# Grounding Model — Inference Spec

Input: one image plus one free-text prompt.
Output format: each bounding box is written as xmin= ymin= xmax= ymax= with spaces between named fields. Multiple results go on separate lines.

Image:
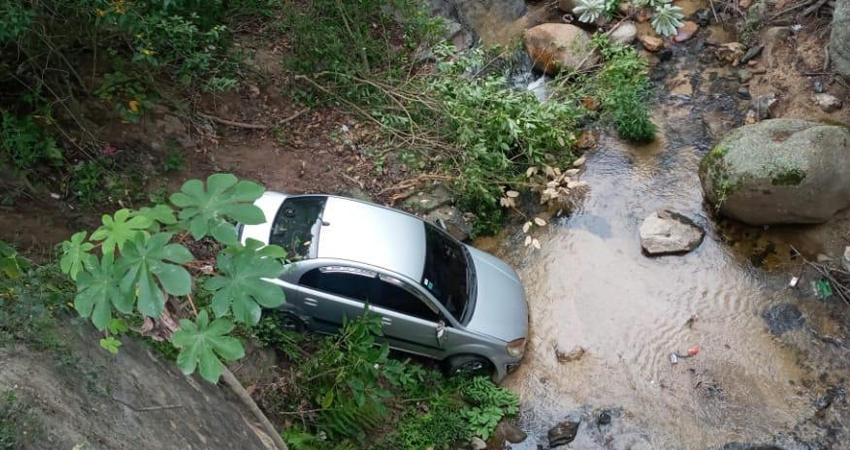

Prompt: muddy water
xmin=484 ymin=105 xmax=820 ymax=448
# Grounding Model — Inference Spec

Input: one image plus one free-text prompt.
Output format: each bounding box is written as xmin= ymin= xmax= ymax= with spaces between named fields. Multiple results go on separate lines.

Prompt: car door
xmin=369 ymin=274 xmax=448 ymax=358
xmin=292 ymin=265 xmax=379 ymax=333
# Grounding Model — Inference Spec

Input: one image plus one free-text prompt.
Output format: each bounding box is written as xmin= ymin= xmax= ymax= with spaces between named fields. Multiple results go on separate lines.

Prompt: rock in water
xmin=639 ymin=210 xmax=705 ymax=255
xmin=493 ymin=421 xmax=528 ymax=444
xmin=524 ymin=23 xmax=595 ymax=75
xmin=830 ymin=0 xmax=850 ymax=80
xmin=699 ymin=119 xmax=850 ymax=225
xmin=763 ymin=304 xmax=805 ymax=335
xmin=641 ymin=35 xmax=663 ymax=52
xmin=610 ymin=21 xmax=637 ymax=44
xmin=548 ymin=415 xmax=581 ymax=447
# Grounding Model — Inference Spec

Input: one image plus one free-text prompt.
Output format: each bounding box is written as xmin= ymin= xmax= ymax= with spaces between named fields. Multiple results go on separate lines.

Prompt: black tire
xmin=274 ymin=311 xmax=306 ymax=332
xmin=444 ymin=354 xmax=493 ymax=377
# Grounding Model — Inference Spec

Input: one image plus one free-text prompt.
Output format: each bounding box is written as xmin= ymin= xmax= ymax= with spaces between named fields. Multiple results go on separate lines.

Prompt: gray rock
xmin=425 ymin=205 xmax=473 ymax=241
xmin=748 ymin=93 xmax=777 ymax=120
xmin=548 ymin=414 xmax=581 ymax=447
xmin=737 ymin=69 xmax=753 ymax=83
xmin=471 ymin=436 xmax=487 ymax=450
xmin=404 ymin=185 xmax=452 ymax=213
xmin=739 ymin=44 xmax=764 ymax=64
xmin=844 ymin=246 xmax=850 ymax=272
xmin=639 ymin=210 xmax=705 ymax=255
xmin=610 ymin=21 xmax=637 ymax=45
xmin=763 ymin=304 xmax=805 ymax=335
xmin=737 ymin=86 xmax=751 ymax=99
xmin=830 ymin=0 xmax=850 ymax=80
xmin=559 ymin=0 xmax=577 ymax=12
xmin=813 ymin=79 xmax=826 ymax=93
xmin=699 ymin=119 xmax=850 ymax=224
xmin=812 ymin=93 xmax=843 ymax=112
xmin=493 ymin=421 xmax=528 ymax=444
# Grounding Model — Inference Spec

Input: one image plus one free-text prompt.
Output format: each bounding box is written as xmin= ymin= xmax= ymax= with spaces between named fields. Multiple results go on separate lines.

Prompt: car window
xmin=299 ymin=267 xmax=378 ymax=302
xmin=422 ymin=223 xmax=469 ymax=320
xmin=270 ymin=196 xmax=327 ymax=260
xmin=377 ymin=276 xmax=440 ymax=323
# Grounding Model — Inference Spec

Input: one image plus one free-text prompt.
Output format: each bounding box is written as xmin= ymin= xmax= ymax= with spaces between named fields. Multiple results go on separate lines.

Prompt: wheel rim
xmin=280 ymin=315 xmax=301 ymax=331
xmin=455 ymin=360 xmax=486 ymax=375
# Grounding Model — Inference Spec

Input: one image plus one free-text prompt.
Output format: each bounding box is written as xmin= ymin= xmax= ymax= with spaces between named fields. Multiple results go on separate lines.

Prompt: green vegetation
xmin=770 ymin=167 xmax=806 ymax=186
xmin=257 ymin=313 xmax=519 ymax=449
xmin=0 ymin=391 xmax=40 ymax=450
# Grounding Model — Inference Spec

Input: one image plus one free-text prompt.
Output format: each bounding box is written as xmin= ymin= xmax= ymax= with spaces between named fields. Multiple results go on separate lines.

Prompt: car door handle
xmin=304 ymin=297 xmax=318 ymax=307
xmin=381 ymin=316 xmax=392 ymax=326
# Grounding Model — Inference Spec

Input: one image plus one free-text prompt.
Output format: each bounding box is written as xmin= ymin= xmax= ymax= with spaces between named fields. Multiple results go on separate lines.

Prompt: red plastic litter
xmin=688 ymin=346 xmax=699 ymax=357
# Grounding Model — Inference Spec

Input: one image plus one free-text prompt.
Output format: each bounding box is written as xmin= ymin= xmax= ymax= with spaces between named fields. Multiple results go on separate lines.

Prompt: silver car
xmin=240 ymin=192 xmax=528 ymax=381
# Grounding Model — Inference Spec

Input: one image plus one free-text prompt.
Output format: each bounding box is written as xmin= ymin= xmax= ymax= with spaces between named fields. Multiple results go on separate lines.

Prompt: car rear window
xmin=270 ymin=196 xmax=327 ymax=260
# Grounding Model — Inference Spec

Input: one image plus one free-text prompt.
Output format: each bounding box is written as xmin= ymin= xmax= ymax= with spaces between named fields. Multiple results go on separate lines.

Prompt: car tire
xmin=444 ymin=354 xmax=493 ymax=377
xmin=273 ymin=311 xmax=306 ymax=332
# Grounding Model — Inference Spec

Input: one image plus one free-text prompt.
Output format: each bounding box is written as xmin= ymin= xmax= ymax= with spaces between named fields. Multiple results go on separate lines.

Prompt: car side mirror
xmin=436 ymin=320 xmax=447 ymax=346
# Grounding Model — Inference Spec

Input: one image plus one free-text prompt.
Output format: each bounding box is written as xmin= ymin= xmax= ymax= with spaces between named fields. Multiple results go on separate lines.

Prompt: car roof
xmin=316 ymin=196 xmax=427 ymax=281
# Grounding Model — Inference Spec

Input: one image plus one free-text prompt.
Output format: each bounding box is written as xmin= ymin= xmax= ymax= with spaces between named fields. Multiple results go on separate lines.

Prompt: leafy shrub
xmin=590 ymin=37 xmax=657 ymax=142
xmin=0 ymin=112 xmax=62 ymax=172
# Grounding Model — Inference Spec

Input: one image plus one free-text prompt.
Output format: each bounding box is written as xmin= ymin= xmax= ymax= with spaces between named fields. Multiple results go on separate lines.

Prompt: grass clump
xmin=0 ymin=391 xmax=41 ymax=450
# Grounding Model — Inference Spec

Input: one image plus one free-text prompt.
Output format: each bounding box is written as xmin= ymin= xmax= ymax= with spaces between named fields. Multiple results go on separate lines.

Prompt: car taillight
xmin=506 ymin=338 xmax=526 ymax=358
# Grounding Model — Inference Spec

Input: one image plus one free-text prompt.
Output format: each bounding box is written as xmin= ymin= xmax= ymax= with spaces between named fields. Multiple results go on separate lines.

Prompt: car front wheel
xmin=444 ymin=354 xmax=493 ymax=377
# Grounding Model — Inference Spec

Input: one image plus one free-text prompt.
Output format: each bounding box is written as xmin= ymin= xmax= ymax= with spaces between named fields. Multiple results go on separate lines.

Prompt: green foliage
xmin=591 ymin=37 xmax=657 ymax=142
xmin=57 ymin=173 xmax=283 ymax=383
xmin=651 ymin=4 xmax=685 ymax=37
xmin=205 ymin=239 xmax=286 ymax=325
xmin=99 ymin=336 xmax=122 ymax=354
xmin=0 ymin=111 xmax=62 ymax=172
xmin=0 ymin=241 xmax=28 ymax=280
xmin=0 ymin=391 xmax=41 ymax=450
xmin=172 ymin=310 xmax=245 ymax=382
xmin=170 ymin=173 xmax=265 ymax=244
xmin=575 ymin=0 xmax=606 ymax=23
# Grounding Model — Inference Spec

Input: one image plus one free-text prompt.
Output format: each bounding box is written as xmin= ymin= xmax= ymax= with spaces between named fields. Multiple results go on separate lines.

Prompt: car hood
xmin=463 ymin=246 xmax=528 ymax=342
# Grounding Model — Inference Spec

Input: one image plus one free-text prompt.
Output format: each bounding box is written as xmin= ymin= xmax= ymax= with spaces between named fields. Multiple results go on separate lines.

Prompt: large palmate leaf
xmin=171 ymin=310 xmax=245 ymax=383
xmin=204 ymin=239 xmax=286 ymax=325
xmin=134 ymin=204 xmax=177 ymax=226
xmin=91 ymin=209 xmax=153 ymax=255
xmin=169 ymin=173 xmax=266 ymax=245
xmin=59 ymin=231 xmax=94 ymax=281
xmin=75 ymin=252 xmax=134 ymax=330
xmin=117 ymin=232 xmax=193 ymax=318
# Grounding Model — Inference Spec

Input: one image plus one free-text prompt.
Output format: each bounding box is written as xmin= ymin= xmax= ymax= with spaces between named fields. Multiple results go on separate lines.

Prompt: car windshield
xmin=269 ymin=196 xmax=327 ymax=260
xmin=421 ymin=224 xmax=472 ymax=322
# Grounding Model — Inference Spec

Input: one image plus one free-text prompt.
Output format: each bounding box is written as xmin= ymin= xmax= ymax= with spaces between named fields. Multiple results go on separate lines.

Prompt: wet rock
xmin=555 ymin=345 xmax=586 ymax=363
xmin=577 ymin=130 xmax=599 ymax=150
xmin=812 ymin=93 xmax=843 ymax=112
xmin=639 ymin=210 xmax=705 ymax=255
xmin=693 ymin=8 xmax=712 ymax=26
xmin=610 ymin=21 xmax=637 ymax=45
xmin=548 ymin=414 xmax=581 ymax=447
xmin=404 ymin=185 xmax=452 ymax=213
xmin=813 ymin=79 xmax=825 ymax=93
xmin=597 ymin=411 xmax=612 ymax=425
xmin=425 ymin=205 xmax=473 ymax=241
xmin=699 ymin=119 xmax=850 ymax=224
xmin=673 ymin=21 xmax=699 ymax=42
xmin=739 ymin=45 xmax=763 ymax=64
xmin=524 ymin=23 xmax=596 ymax=75
xmin=748 ymin=93 xmax=778 ymax=120
xmin=493 ymin=421 xmax=527 ymax=444
xmin=737 ymin=86 xmax=751 ymax=99
xmin=558 ymin=0 xmax=577 ymax=13
xmin=830 ymin=0 xmax=850 ymax=80
xmin=763 ymin=304 xmax=805 ymax=335
xmin=659 ymin=47 xmax=674 ymax=62
xmin=641 ymin=35 xmax=663 ymax=52
xmin=714 ymin=42 xmax=746 ymax=65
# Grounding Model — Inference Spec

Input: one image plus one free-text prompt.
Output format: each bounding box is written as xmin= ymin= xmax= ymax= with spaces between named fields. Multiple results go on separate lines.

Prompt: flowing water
xmin=457 ymin=5 xmax=850 ymax=447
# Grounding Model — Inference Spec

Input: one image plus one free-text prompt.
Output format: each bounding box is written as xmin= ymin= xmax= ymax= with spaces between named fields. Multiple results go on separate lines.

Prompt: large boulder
xmin=699 ymin=119 xmax=850 ymax=225
xmin=831 ymin=0 xmax=850 ymax=80
xmin=524 ymin=23 xmax=596 ymax=75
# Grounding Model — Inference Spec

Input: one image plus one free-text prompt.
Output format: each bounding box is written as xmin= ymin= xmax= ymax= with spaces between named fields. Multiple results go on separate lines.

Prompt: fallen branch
xmin=197 ymin=112 xmax=269 ymax=129
xmin=803 ymin=0 xmax=829 ymax=15
xmin=111 ymin=396 xmax=183 ymax=413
